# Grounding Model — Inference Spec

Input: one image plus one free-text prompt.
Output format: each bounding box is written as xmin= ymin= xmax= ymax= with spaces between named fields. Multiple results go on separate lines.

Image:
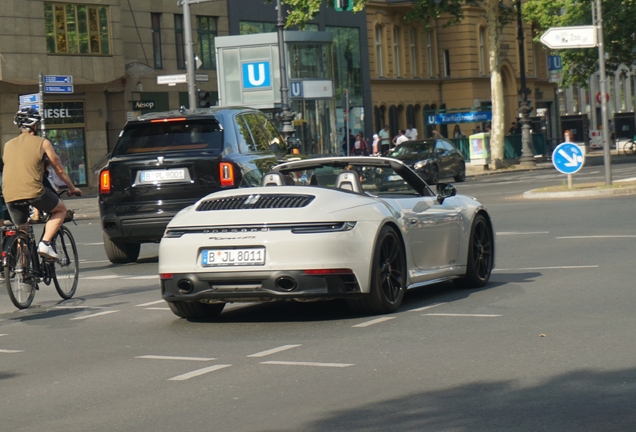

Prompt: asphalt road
xmin=1 ymin=163 xmax=636 ymax=431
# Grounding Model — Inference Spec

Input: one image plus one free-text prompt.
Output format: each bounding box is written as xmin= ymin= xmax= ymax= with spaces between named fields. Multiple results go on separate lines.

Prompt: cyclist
xmin=1 ymin=107 xmax=82 ymax=261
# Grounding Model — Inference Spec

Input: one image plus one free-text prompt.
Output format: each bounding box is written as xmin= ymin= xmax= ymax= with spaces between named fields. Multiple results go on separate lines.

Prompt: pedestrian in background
xmin=453 ymin=125 xmax=465 ymax=138
xmin=372 ymin=134 xmax=380 ymax=156
xmin=353 ymin=132 xmax=368 ymax=156
xmin=341 ymin=128 xmax=355 ymax=155
xmin=392 ymin=130 xmax=408 ymax=147
xmin=431 ymin=126 xmax=444 ymax=139
xmin=405 ymin=124 xmax=418 ymax=141
xmin=378 ymin=125 xmax=390 ymax=154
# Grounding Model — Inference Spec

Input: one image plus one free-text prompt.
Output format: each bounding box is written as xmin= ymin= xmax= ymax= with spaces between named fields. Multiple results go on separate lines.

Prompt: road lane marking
xmin=424 ymin=313 xmax=501 ymax=317
xmin=168 ymin=364 xmax=232 ymax=381
xmin=125 ymin=275 xmax=158 ymax=280
xmin=261 ymin=361 xmax=354 ymax=368
xmin=410 ymin=302 xmax=447 ymax=312
xmin=145 ymin=307 xmax=170 ymax=311
xmin=0 ymin=334 xmax=7 ymax=337
xmin=0 ymin=349 xmax=24 ymax=353
xmin=81 ymin=242 xmax=105 ymax=246
xmin=53 ymin=306 xmax=112 ymax=309
xmin=79 ymin=260 xmax=111 ymax=264
xmin=136 ymin=300 xmax=165 ymax=307
xmin=497 ymin=231 xmax=549 ymax=235
xmin=136 ymin=355 xmax=216 ymax=361
xmin=70 ymin=310 xmax=120 ymax=320
xmin=494 ymin=265 xmax=598 ymax=271
xmin=82 ymin=275 xmax=122 ymax=280
xmin=557 ymin=235 xmax=636 ymax=239
xmin=352 ymin=317 xmax=395 ymax=328
xmin=247 ymin=344 xmax=301 ymax=358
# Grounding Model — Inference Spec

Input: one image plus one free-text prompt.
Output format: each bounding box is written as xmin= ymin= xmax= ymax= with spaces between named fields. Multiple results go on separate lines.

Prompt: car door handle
xmin=409 ymin=218 xmax=418 ymax=225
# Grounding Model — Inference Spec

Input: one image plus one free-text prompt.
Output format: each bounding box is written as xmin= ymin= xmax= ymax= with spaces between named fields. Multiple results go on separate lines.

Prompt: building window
xmin=240 ymin=21 xmax=276 ymax=35
xmin=479 ymin=27 xmax=486 ymax=75
xmin=375 ymin=26 xmax=383 ymax=77
xmin=326 ymin=26 xmax=363 ymax=107
xmin=44 ymin=3 xmax=111 ymax=55
xmin=393 ymin=26 xmax=401 ymax=77
xmin=410 ymin=28 xmax=418 ymax=77
xmin=175 ymin=14 xmax=185 ymax=69
xmin=444 ymin=50 xmax=451 ymax=77
xmin=151 ymin=13 xmax=162 ymax=69
xmin=197 ymin=16 xmax=218 ymax=70
xmin=427 ymin=31 xmax=434 ymax=77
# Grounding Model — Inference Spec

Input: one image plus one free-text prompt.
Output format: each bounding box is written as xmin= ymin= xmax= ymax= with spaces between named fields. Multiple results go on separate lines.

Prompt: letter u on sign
xmin=242 ymin=62 xmax=272 ymax=89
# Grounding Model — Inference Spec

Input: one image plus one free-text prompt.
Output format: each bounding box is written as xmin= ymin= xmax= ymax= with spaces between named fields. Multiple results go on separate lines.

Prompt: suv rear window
xmin=112 ymin=119 xmax=223 ymax=156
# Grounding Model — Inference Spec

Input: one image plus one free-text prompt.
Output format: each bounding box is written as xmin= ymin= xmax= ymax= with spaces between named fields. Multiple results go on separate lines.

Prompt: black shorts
xmin=7 ymin=188 xmax=60 ymax=226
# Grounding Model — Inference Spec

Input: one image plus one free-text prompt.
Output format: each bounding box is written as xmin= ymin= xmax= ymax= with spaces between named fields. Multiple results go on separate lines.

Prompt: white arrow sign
xmin=540 ymin=26 xmax=597 ymax=49
xmin=558 ymin=149 xmax=580 ymax=167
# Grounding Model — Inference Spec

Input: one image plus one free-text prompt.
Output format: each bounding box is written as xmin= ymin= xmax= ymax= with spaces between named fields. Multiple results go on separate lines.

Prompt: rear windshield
xmin=112 ymin=119 xmax=223 ymax=156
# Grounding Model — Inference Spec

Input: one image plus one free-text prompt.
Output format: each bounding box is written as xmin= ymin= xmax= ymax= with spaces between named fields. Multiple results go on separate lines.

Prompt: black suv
xmin=99 ymin=107 xmax=292 ymax=263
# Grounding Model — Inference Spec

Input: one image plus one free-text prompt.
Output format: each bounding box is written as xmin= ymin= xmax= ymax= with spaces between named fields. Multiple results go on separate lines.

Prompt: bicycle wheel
xmin=52 ymin=226 xmax=79 ymax=299
xmin=5 ymin=233 xmax=37 ymax=309
xmin=623 ymin=140 xmax=636 ymax=155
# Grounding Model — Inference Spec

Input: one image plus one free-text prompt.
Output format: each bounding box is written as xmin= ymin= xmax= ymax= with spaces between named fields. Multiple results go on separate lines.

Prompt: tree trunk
xmin=484 ymin=0 xmax=505 ymax=168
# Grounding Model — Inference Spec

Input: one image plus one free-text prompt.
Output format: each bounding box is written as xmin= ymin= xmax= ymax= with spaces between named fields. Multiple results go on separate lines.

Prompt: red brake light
xmin=150 ymin=117 xmax=186 ymax=123
xmin=219 ymin=162 xmax=235 ymax=187
xmin=304 ymin=269 xmax=353 ymax=275
xmin=160 ymin=273 xmax=174 ymax=280
xmin=100 ymin=169 xmax=111 ymax=194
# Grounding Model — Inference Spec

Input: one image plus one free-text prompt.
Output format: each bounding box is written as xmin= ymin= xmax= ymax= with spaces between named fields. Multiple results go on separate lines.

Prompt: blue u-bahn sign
xmin=241 ymin=61 xmax=272 ymax=89
xmin=426 ymin=111 xmax=492 ymax=125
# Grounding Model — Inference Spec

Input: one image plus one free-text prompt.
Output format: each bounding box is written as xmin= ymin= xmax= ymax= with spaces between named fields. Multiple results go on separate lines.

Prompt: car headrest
xmin=335 ymin=171 xmax=362 ymax=193
xmin=309 ymin=174 xmax=318 ymax=185
xmin=262 ymin=172 xmax=285 ymax=186
xmin=262 ymin=172 xmax=294 ymax=186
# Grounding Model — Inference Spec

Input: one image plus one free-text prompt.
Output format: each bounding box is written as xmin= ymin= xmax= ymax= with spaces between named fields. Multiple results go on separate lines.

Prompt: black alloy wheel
xmin=454 ymin=214 xmax=494 ymax=289
xmin=347 ymin=226 xmax=406 ymax=314
xmin=429 ymin=165 xmax=439 ymax=185
xmin=454 ymin=161 xmax=466 ymax=182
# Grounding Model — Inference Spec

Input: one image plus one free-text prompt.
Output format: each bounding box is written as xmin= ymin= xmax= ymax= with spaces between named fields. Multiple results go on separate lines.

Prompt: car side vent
xmin=196 ymin=194 xmax=315 ymax=211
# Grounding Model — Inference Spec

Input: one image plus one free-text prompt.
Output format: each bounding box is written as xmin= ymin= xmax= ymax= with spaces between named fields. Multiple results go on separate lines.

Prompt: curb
xmin=523 ymin=186 xmax=636 ymax=199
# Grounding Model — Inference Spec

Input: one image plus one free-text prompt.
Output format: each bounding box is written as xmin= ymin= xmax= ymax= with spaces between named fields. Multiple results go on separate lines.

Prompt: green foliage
xmin=523 ymin=0 xmax=636 ymax=86
xmin=274 ymin=0 xmax=369 ymax=28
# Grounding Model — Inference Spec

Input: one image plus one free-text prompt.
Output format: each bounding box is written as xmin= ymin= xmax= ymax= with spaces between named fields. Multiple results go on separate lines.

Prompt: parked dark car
xmin=98 ymin=107 xmax=295 ymax=264
xmin=384 ymin=139 xmax=466 ymax=185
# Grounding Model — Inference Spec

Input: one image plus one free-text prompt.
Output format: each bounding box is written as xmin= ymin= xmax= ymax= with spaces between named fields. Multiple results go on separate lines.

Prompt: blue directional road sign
xmin=19 ymin=104 xmax=41 ymax=111
xmin=19 ymin=93 xmax=40 ymax=104
xmin=552 ymin=142 xmax=585 ymax=174
xmin=45 ymin=85 xmax=74 ymax=93
xmin=44 ymin=75 xmax=73 ymax=84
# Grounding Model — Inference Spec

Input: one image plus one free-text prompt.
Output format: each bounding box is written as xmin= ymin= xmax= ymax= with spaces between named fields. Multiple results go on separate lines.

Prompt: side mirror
xmin=436 ymin=183 xmax=456 ymax=204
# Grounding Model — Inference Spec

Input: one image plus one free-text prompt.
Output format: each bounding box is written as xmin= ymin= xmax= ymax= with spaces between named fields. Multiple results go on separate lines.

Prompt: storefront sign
xmin=42 ymin=101 xmax=84 ymax=125
xmin=133 ymin=100 xmax=155 ymax=110
xmin=426 ymin=111 xmax=492 ymax=125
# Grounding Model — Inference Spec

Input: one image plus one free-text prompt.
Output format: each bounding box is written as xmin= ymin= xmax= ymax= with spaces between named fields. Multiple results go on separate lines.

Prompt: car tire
xmin=168 ymin=301 xmax=225 ymax=320
xmin=454 ymin=161 xmax=466 ymax=183
xmin=103 ymin=233 xmax=141 ymax=264
xmin=429 ymin=165 xmax=439 ymax=185
xmin=347 ymin=226 xmax=406 ymax=315
xmin=454 ymin=214 xmax=494 ymax=289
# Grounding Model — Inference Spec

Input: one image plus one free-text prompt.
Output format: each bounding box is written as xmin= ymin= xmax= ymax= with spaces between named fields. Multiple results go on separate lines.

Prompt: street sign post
xmin=157 ymin=74 xmax=187 ymax=85
xmin=553 ymin=142 xmax=585 ymax=188
xmin=45 ymin=85 xmax=74 ymax=93
xmin=540 ymin=26 xmax=597 ymax=49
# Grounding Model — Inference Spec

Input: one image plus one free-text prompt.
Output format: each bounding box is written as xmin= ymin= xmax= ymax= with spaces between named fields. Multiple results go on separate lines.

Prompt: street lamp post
xmin=275 ymin=0 xmax=296 ymax=141
xmin=516 ymin=0 xmax=536 ymax=167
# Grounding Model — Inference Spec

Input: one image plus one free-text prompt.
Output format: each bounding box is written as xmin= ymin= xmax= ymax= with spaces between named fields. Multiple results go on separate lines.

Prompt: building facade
xmin=365 ymin=0 xmax=557 ymax=141
xmin=0 ymin=0 xmax=227 ymax=193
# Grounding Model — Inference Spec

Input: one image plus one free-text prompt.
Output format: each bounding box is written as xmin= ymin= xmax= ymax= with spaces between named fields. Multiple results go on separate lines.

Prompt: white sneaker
xmin=38 ymin=242 xmax=59 ymax=261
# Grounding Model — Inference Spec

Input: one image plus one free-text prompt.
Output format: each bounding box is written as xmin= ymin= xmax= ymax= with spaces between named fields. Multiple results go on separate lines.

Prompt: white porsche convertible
xmin=159 ymin=156 xmax=494 ymax=319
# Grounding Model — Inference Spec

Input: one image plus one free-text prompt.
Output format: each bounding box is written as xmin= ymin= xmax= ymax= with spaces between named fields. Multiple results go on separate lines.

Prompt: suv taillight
xmin=219 ymin=162 xmax=234 ymax=187
xmin=100 ymin=169 xmax=111 ymax=194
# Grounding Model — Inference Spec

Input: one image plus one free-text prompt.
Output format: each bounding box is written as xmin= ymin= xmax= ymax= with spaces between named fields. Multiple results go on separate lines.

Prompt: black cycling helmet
xmin=14 ymin=107 xmax=42 ymax=129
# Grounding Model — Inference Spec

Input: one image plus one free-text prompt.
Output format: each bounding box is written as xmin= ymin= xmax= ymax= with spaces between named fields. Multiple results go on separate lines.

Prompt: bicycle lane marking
xmin=70 ymin=310 xmax=120 ymax=320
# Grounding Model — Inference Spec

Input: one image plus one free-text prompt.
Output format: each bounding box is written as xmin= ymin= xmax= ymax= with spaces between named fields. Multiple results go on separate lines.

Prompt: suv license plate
xmin=202 ymin=248 xmax=266 ymax=267
xmin=140 ymin=168 xmax=186 ymax=183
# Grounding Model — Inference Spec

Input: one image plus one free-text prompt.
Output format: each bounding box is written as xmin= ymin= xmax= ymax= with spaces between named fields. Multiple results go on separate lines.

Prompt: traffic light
xmin=334 ymin=0 xmax=353 ymax=12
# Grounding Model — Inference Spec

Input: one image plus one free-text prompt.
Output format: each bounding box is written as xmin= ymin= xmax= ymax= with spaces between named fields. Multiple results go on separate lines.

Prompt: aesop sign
xmin=133 ymin=100 xmax=155 ymax=110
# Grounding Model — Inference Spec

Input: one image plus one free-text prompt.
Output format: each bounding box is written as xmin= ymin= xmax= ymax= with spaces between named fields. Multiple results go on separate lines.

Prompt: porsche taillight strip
xmin=163 ymin=222 xmax=356 ymax=238
xmin=196 ymin=194 xmax=315 ymax=211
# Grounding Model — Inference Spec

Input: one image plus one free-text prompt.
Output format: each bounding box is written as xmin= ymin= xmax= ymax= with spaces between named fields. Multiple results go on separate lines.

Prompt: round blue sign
xmin=552 ymin=142 xmax=585 ymax=174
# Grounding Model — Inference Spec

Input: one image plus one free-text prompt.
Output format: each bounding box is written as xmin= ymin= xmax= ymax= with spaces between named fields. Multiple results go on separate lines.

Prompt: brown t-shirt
xmin=2 ymin=133 xmax=46 ymax=202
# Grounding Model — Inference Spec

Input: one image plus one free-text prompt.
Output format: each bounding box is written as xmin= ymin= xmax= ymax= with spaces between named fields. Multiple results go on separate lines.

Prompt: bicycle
xmin=2 ymin=191 xmax=79 ymax=309
xmin=623 ymin=139 xmax=636 ymax=155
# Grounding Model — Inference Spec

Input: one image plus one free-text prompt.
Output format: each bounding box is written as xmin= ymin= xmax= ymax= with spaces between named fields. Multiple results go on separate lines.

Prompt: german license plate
xmin=140 ymin=168 xmax=186 ymax=183
xmin=202 ymin=248 xmax=266 ymax=267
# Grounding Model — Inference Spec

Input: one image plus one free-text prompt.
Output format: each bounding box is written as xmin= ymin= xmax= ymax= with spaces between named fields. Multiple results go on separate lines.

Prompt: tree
xmin=278 ymin=0 xmax=516 ymax=167
xmin=523 ymin=0 xmax=636 ymax=87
